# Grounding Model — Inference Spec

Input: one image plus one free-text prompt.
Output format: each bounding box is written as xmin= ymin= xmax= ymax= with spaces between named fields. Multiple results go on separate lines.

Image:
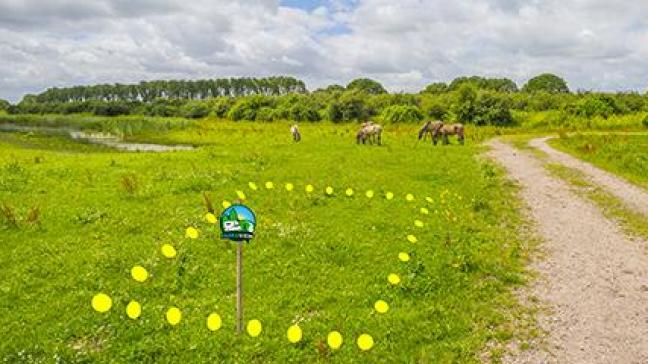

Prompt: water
xmin=0 ymin=124 xmax=194 ymax=152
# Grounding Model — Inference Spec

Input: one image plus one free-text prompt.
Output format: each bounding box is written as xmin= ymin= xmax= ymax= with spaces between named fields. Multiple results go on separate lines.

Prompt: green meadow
xmin=550 ymin=133 xmax=648 ymax=189
xmin=0 ymin=120 xmax=527 ymax=363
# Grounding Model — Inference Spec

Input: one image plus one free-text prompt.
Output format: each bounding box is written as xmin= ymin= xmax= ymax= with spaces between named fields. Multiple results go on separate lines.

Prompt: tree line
xmin=2 ymin=73 xmax=647 ymax=127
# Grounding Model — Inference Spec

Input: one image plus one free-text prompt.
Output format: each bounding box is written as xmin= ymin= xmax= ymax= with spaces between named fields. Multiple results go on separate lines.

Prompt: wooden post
xmin=236 ymin=242 xmax=243 ymax=334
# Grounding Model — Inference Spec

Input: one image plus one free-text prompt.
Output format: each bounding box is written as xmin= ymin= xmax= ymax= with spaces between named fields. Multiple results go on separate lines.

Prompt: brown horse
xmin=418 ymin=120 xmax=443 ymax=142
xmin=357 ymin=122 xmax=383 ymax=145
xmin=435 ymin=123 xmax=465 ymax=145
xmin=419 ymin=121 xmax=464 ymax=145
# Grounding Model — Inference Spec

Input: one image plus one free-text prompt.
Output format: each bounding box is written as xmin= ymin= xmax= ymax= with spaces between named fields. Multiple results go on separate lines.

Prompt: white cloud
xmin=1 ymin=0 xmax=648 ymax=101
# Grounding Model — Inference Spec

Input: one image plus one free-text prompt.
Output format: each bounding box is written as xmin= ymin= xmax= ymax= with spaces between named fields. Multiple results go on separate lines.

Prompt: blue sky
xmin=1 ymin=0 xmax=648 ymax=102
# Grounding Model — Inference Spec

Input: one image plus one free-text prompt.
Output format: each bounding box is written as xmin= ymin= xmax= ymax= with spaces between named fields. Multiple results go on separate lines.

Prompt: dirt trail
xmin=530 ymin=137 xmax=648 ymax=217
xmin=487 ymin=140 xmax=648 ymax=364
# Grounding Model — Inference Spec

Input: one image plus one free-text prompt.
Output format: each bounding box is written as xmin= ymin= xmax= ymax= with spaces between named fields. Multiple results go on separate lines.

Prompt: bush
xmin=642 ymin=114 xmax=648 ymax=128
xmin=381 ymin=105 xmax=424 ymax=123
xmin=180 ymin=101 xmax=209 ymax=119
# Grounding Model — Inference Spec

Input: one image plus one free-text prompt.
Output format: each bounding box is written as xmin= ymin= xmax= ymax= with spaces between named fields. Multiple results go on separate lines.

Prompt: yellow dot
xmin=406 ymin=193 xmax=415 ymax=201
xmin=287 ymin=325 xmax=302 ymax=343
xmin=166 ymin=307 xmax=182 ymax=326
xmin=327 ymin=331 xmax=343 ymax=349
xmin=222 ymin=200 xmax=231 ymax=209
xmin=426 ymin=197 xmax=434 ymax=203
xmin=420 ymin=207 xmax=429 ymax=215
xmin=185 ymin=227 xmax=199 ymax=239
xmin=236 ymin=190 xmax=246 ymax=200
xmin=325 ymin=186 xmax=334 ymax=195
xmin=247 ymin=319 xmax=262 ymax=337
xmin=385 ymin=192 xmax=394 ymax=200
xmin=161 ymin=244 xmax=177 ymax=258
xmin=131 ymin=265 xmax=148 ymax=282
xmin=388 ymin=273 xmax=401 ymax=285
xmin=285 ymin=183 xmax=294 ymax=191
xmin=91 ymin=293 xmax=112 ymax=313
xmin=374 ymin=300 xmax=389 ymax=314
xmin=357 ymin=334 xmax=374 ymax=351
xmin=305 ymin=184 xmax=314 ymax=193
xmin=365 ymin=190 xmax=374 ymax=198
xmin=398 ymin=252 xmax=410 ymax=262
xmin=345 ymin=188 xmax=354 ymax=196
xmin=248 ymin=182 xmax=258 ymax=190
xmin=407 ymin=234 xmax=418 ymax=243
xmin=414 ymin=220 xmax=424 ymax=228
xmin=207 ymin=313 xmax=222 ymax=331
xmin=205 ymin=213 xmax=217 ymax=224
xmin=265 ymin=181 xmax=274 ymax=189
xmin=126 ymin=300 xmax=141 ymax=319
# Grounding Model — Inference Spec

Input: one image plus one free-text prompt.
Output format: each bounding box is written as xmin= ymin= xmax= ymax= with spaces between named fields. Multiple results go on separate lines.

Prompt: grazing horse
xmin=418 ymin=120 xmax=443 ymax=142
xmin=358 ymin=121 xmax=383 ymax=145
xmin=434 ymin=123 xmax=465 ymax=145
xmin=290 ymin=124 xmax=301 ymax=142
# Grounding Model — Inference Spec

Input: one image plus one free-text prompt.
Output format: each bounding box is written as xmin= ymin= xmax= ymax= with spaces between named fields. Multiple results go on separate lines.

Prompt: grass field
xmin=0 ymin=121 xmax=528 ymax=363
xmin=550 ymin=134 xmax=648 ymax=189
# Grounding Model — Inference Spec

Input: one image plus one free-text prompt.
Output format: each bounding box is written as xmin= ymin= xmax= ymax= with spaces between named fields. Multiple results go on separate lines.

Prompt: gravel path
xmin=487 ymin=140 xmax=648 ymax=364
xmin=530 ymin=137 xmax=648 ymax=217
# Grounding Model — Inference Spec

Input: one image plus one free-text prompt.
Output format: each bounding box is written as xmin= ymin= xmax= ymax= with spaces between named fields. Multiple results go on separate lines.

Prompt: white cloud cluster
xmin=1 ymin=0 xmax=647 ymax=101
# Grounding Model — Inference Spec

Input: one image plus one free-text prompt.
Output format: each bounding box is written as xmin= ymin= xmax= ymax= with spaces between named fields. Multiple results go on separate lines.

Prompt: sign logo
xmin=220 ymin=204 xmax=256 ymax=241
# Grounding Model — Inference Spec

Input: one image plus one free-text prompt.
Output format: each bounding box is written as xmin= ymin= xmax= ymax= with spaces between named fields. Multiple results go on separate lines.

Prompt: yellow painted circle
xmin=247 ymin=319 xmax=262 ymax=337
xmin=186 ymin=227 xmax=199 ymax=239
xmin=374 ymin=300 xmax=389 ymax=313
xmin=287 ymin=325 xmax=302 ymax=343
xmin=385 ymin=192 xmax=394 ymax=200
xmin=406 ymin=193 xmax=415 ymax=201
xmin=166 ymin=307 xmax=182 ymax=326
xmin=305 ymin=184 xmax=314 ymax=193
xmin=420 ymin=207 xmax=429 ymax=215
xmin=205 ymin=213 xmax=217 ymax=224
xmin=248 ymin=182 xmax=258 ymax=190
xmin=131 ymin=265 xmax=148 ymax=282
xmin=265 ymin=181 xmax=274 ymax=189
xmin=407 ymin=234 xmax=418 ymax=243
xmin=327 ymin=331 xmax=343 ymax=349
xmin=398 ymin=252 xmax=410 ymax=262
xmin=357 ymin=334 xmax=374 ymax=351
xmin=126 ymin=300 xmax=141 ymax=319
xmin=91 ymin=293 xmax=112 ymax=313
xmin=325 ymin=186 xmax=334 ymax=195
xmin=285 ymin=183 xmax=294 ymax=191
xmin=365 ymin=190 xmax=374 ymax=198
xmin=388 ymin=273 xmax=401 ymax=285
xmin=345 ymin=188 xmax=354 ymax=196
xmin=207 ymin=313 xmax=222 ymax=331
xmin=414 ymin=220 xmax=424 ymax=228
xmin=222 ymin=200 xmax=231 ymax=209
xmin=161 ymin=244 xmax=177 ymax=258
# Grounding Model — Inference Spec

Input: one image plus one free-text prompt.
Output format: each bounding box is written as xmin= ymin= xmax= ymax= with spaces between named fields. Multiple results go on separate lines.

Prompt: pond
xmin=0 ymin=124 xmax=194 ymax=152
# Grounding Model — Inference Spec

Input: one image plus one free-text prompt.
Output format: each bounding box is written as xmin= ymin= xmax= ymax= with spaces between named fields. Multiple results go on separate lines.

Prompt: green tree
xmin=421 ymin=82 xmax=448 ymax=94
xmin=346 ymin=78 xmax=387 ymax=94
xmin=0 ymin=99 xmax=10 ymax=111
xmin=523 ymin=73 xmax=570 ymax=93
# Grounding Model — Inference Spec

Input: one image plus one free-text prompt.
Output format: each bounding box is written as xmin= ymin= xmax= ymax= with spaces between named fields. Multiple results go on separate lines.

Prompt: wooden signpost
xmin=219 ymin=204 xmax=256 ymax=334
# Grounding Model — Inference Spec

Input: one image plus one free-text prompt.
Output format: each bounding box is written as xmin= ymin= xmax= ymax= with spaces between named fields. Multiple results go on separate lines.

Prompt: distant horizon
xmin=2 ymin=1 xmax=648 ymax=102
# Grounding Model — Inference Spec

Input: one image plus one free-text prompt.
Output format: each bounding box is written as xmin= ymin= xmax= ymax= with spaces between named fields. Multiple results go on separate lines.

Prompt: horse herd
xmin=290 ymin=120 xmax=465 ymax=145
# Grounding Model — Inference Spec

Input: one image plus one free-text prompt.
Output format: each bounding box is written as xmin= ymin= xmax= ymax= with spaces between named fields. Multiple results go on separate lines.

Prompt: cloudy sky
xmin=1 ymin=0 xmax=648 ymax=102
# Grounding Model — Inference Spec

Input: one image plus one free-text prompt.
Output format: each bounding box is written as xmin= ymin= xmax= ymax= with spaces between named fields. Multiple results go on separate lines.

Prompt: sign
xmin=219 ymin=204 xmax=256 ymax=242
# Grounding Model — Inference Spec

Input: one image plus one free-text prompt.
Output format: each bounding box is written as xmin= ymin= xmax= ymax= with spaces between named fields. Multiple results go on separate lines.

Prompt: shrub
xmin=642 ymin=114 xmax=648 ymax=128
xmin=180 ymin=101 xmax=209 ymax=119
xmin=381 ymin=105 xmax=424 ymax=123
